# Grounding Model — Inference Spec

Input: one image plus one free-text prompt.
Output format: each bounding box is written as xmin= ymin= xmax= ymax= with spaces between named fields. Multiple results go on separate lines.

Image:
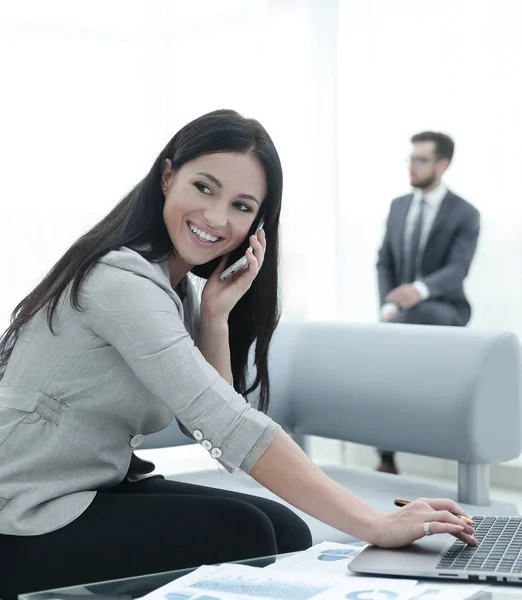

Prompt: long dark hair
xmin=0 ymin=109 xmax=282 ymax=412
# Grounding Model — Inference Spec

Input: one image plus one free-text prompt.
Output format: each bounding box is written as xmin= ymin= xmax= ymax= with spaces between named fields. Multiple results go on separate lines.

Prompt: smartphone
xmin=220 ymin=219 xmax=265 ymax=281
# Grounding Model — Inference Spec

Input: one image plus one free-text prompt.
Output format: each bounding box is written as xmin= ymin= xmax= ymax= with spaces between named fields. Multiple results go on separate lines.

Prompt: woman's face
xmin=163 ymin=152 xmax=266 ymax=269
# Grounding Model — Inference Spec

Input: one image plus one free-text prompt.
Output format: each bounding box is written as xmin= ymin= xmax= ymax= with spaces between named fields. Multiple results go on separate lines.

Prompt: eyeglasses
xmin=407 ymin=156 xmax=437 ymax=166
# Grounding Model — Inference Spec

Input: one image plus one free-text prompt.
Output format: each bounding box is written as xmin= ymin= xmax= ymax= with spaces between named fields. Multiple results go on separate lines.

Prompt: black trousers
xmin=0 ymin=477 xmax=312 ymax=600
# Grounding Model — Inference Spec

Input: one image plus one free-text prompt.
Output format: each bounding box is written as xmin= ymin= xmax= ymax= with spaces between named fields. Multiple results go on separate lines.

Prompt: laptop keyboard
xmin=437 ymin=516 xmax=522 ymax=573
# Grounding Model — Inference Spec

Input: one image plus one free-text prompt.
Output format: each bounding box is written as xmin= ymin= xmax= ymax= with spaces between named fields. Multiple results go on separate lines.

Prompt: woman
xmin=0 ymin=109 xmax=476 ymax=598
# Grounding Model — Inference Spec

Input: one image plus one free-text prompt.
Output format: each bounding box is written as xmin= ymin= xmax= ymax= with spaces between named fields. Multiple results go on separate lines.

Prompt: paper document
xmin=140 ymin=562 xmax=418 ymax=600
xmin=142 ymin=563 xmax=336 ymax=600
xmin=139 ymin=541 xmax=487 ymax=600
xmin=265 ymin=542 xmax=366 ymax=577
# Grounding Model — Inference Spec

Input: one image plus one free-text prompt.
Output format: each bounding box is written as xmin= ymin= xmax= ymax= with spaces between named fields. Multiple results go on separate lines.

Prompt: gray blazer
xmin=377 ymin=190 xmax=480 ymax=325
xmin=0 ymin=248 xmax=279 ymax=536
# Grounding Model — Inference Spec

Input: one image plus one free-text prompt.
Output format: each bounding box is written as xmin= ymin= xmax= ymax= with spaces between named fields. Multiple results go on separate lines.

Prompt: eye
xmin=233 ymin=201 xmax=253 ymax=213
xmin=193 ymin=182 xmax=213 ymax=195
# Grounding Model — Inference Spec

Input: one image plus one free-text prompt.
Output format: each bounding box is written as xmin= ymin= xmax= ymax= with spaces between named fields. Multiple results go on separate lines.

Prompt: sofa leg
xmin=458 ymin=463 xmax=490 ymax=506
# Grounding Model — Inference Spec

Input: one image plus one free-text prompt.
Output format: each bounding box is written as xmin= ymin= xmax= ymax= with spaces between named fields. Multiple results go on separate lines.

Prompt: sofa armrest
xmin=267 ymin=321 xmax=521 ymax=465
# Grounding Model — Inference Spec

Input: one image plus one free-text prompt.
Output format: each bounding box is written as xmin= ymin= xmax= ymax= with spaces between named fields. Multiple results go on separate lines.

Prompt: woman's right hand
xmin=372 ymin=497 xmax=477 ymax=548
xmin=201 ymin=229 xmax=266 ymax=321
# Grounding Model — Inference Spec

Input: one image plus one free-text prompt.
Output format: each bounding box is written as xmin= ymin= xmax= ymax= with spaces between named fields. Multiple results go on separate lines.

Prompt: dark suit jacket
xmin=377 ymin=190 xmax=480 ymax=325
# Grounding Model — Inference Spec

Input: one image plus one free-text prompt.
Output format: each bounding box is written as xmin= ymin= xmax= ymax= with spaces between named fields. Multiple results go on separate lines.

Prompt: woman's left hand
xmin=201 ymin=229 xmax=266 ymax=321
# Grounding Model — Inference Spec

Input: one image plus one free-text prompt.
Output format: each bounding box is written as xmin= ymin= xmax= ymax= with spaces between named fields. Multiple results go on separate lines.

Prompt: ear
xmin=162 ymin=159 xmax=173 ymax=190
xmin=438 ymin=158 xmax=450 ymax=174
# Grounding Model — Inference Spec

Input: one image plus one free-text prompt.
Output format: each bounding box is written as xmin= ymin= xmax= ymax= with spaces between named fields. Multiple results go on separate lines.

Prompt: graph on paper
xmin=189 ymin=574 xmax=330 ymax=600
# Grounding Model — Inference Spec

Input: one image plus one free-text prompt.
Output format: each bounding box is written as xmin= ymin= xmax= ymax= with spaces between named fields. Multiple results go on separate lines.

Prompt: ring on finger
xmin=423 ymin=522 xmax=432 ymax=536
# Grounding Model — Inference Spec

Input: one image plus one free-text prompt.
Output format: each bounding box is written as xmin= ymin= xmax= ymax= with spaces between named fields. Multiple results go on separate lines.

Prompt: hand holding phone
xmin=220 ymin=220 xmax=265 ymax=281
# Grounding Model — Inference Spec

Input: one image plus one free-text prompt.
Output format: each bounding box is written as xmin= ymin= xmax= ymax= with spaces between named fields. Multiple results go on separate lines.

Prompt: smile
xmin=187 ymin=221 xmax=220 ymax=244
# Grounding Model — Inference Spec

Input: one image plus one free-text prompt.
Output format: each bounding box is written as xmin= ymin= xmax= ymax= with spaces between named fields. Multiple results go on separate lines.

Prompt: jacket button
xmin=211 ymin=447 xmax=223 ymax=459
xmin=193 ymin=430 xmax=203 ymax=441
xmin=129 ymin=434 xmax=144 ymax=449
xmin=201 ymin=440 xmax=212 ymax=451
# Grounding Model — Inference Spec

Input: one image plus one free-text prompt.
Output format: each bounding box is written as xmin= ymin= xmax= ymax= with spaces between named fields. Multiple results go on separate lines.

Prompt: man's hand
xmin=386 ymin=284 xmax=421 ymax=309
xmin=381 ymin=311 xmax=398 ymax=322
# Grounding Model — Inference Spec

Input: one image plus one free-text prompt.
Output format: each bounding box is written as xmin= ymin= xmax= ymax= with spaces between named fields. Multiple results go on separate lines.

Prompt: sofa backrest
xmin=267 ymin=321 xmax=521 ymax=463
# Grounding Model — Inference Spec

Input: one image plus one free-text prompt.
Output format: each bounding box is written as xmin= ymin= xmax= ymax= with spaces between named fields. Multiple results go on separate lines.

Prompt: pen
xmin=394 ymin=498 xmax=474 ymax=525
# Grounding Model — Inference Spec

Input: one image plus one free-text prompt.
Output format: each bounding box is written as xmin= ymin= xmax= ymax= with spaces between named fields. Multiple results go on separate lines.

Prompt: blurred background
xmin=1 ymin=0 xmax=521 ymax=481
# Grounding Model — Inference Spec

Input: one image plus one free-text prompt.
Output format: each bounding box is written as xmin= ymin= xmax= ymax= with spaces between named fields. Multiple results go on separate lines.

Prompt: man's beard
xmin=412 ymin=172 xmax=437 ymax=191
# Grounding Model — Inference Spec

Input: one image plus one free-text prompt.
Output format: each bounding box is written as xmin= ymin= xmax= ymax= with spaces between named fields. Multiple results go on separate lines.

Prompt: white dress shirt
xmin=382 ymin=183 xmax=447 ymax=317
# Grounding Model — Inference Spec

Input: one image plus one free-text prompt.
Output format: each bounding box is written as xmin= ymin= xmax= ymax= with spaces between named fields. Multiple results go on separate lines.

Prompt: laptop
xmin=349 ymin=516 xmax=522 ymax=584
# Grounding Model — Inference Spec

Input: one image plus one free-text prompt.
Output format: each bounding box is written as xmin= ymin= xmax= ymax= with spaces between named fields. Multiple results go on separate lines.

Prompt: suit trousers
xmin=0 ymin=477 xmax=312 ymax=600
xmin=389 ymin=300 xmax=462 ymax=326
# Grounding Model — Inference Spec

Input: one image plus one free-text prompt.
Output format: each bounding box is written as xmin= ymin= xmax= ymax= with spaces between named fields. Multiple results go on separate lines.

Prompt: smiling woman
xmin=0 ymin=109 xmax=298 ymax=597
xmin=0 ymin=109 xmax=476 ymax=600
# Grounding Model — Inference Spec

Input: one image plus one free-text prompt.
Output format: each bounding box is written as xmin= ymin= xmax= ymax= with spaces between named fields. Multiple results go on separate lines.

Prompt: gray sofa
xmin=141 ymin=321 xmax=522 ymax=544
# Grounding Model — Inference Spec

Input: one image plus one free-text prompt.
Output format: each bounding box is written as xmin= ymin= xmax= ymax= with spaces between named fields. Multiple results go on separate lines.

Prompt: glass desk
xmin=18 ymin=542 xmax=522 ymax=600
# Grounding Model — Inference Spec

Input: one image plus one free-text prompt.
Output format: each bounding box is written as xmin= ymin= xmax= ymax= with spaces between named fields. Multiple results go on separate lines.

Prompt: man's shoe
xmin=377 ymin=460 xmax=399 ymax=475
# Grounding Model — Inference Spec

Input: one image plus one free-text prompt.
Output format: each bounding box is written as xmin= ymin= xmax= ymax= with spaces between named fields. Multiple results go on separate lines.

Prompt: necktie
xmin=402 ymin=198 xmax=426 ymax=283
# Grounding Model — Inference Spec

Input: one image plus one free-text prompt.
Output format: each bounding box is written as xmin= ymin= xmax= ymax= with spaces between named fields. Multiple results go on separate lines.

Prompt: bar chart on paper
xmin=189 ymin=575 xmax=330 ymax=600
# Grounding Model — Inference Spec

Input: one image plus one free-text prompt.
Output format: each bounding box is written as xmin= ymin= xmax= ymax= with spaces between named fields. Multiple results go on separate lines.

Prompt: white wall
xmin=0 ymin=1 xmax=169 ymax=327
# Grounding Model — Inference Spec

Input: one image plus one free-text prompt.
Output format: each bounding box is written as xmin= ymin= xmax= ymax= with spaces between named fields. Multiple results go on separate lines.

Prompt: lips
xmin=187 ymin=221 xmax=222 ymax=243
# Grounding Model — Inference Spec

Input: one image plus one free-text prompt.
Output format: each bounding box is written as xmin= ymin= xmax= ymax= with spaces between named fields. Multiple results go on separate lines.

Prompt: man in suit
xmin=376 ymin=131 xmax=480 ymax=475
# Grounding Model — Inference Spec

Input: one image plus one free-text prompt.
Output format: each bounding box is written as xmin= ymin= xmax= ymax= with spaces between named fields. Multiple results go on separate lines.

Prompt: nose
xmin=202 ymin=207 xmax=228 ymax=230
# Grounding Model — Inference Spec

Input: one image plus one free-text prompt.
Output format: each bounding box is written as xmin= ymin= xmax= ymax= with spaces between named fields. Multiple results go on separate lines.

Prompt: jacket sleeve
xmin=376 ymin=203 xmax=397 ymax=306
xmin=420 ymin=206 xmax=480 ymax=297
xmin=81 ymin=260 xmax=280 ymax=474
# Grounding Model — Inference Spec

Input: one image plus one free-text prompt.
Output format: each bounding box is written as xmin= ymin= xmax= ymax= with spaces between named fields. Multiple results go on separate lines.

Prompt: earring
xmin=163 ymin=186 xmax=167 ymax=192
